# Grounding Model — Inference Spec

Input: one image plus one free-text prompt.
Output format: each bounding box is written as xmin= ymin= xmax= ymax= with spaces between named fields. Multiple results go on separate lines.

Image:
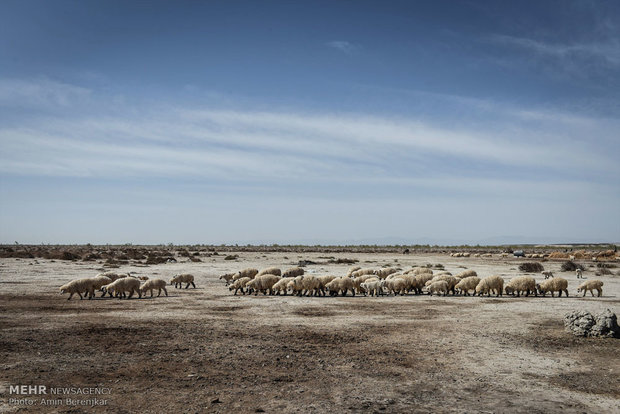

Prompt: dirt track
xmin=1 ymin=252 xmax=618 ymax=413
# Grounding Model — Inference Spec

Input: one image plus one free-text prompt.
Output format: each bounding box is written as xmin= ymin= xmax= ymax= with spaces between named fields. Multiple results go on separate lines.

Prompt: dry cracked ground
xmin=0 ymin=251 xmax=618 ymax=413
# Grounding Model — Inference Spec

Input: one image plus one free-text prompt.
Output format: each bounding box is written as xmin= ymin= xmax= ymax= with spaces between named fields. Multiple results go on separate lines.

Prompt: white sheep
xmin=374 ymin=268 xmax=398 ymax=279
xmin=427 ymin=281 xmax=448 ymax=296
xmin=282 ymin=267 xmax=304 ymax=278
xmin=219 ymin=273 xmax=236 ymax=285
xmin=103 ymin=277 xmax=142 ymax=299
xmin=258 ymin=267 xmax=282 ymax=276
xmin=456 ymin=270 xmax=477 ymax=279
xmin=475 ymin=275 xmax=504 ymax=297
xmin=317 ymin=275 xmax=338 ymax=296
xmin=360 ymin=279 xmax=385 ymax=297
xmin=536 ymin=277 xmax=568 ymax=297
xmin=386 ymin=277 xmax=407 ymax=295
xmin=245 ymin=274 xmax=280 ymax=295
xmin=350 ymin=268 xmax=376 ymax=278
xmin=288 ymin=275 xmax=321 ymax=296
xmin=59 ymin=278 xmax=96 ymax=300
xmin=346 ymin=266 xmax=362 ymax=277
xmin=541 ymin=271 xmax=554 ymax=280
xmin=454 ymin=276 xmax=481 ymax=296
xmin=325 ymin=277 xmax=356 ymax=296
xmin=272 ymin=277 xmax=294 ymax=295
xmin=504 ymin=276 xmax=537 ymax=297
xmin=228 ymin=277 xmax=251 ymax=295
xmin=425 ymin=274 xmax=458 ymax=295
xmin=140 ymin=279 xmax=168 ymax=297
xmin=577 ymin=279 xmax=603 ymax=297
xmin=232 ymin=268 xmax=259 ymax=281
xmin=170 ymin=273 xmax=196 ymax=289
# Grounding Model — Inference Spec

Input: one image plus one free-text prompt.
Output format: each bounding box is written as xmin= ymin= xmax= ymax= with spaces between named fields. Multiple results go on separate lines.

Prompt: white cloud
xmin=0 ymin=77 xmax=91 ymax=108
xmin=326 ymin=40 xmax=360 ymax=54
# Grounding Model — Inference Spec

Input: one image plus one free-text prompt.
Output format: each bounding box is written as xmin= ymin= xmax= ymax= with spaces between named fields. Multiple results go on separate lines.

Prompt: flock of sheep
xmin=220 ymin=266 xmax=605 ymax=298
xmin=59 ymin=271 xmax=196 ymax=300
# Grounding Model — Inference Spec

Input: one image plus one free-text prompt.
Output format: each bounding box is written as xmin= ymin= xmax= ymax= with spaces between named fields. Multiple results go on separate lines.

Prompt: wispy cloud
xmin=326 ymin=40 xmax=361 ymax=54
xmin=488 ymin=34 xmax=620 ymax=68
xmin=0 ymin=77 xmax=92 ymax=108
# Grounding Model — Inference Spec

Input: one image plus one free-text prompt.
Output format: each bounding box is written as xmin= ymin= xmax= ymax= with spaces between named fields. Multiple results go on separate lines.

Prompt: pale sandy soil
xmin=0 ymin=251 xmax=618 ymax=413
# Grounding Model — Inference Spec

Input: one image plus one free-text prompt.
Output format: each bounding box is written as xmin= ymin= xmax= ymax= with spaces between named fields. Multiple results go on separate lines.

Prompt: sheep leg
xmin=564 ymin=290 xmax=568 ymax=297
xmin=68 ymin=292 xmax=74 ymax=300
xmin=191 ymin=282 xmax=196 ymax=288
xmin=78 ymin=292 xmax=83 ymax=300
xmin=163 ymin=287 xmax=168 ymax=296
xmin=185 ymin=283 xmax=190 ymax=289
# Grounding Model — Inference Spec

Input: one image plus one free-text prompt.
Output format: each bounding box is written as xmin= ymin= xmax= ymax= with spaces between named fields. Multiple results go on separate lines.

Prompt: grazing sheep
xmin=576 ymin=269 xmax=584 ymax=279
xmin=374 ymin=268 xmax=398 ymax=279
xmin=454 ymin=276 xmax=481 ymax=296
xmin=233 ymin=268 xmax=259 ymax=281
xmin=351 ymin=268 xmax=376 ymax=278
xmin=346 ymin=266 xmax=362 ymax=277
xmin=97 ymin=271 xmax=126 ymax=281
xmin=386 ymin=277 xmax=407 ymax=295
xmin=59 ymin=278 xmax=96 ymax=300
xmin=413 ymin=273 xmax=435 ymax=294
xmin=272 ymin=277 xmax=294 ymax=295
xmin=170 ymin=273 xmax=196 ymax=289
xmin=288 ymin=275 xmax=321 ymax=296
xmin=245 ymin=274 xmax=280 ymax=295
xmin=258 ymin=267 xmax=282 ymax=277
xmin=475 ymin=275 xmax=504 ymax=297
xmin=229 ymin=277 xmax=251 ymax=295
xmin=103 ymin=277 xmax=142 ymax=299
xmin=409 ymin=267 xmax=433 ymax=275
xmin=360 ymin=279 xmax=385 ymax=297
xmin=353 ymin=274 xmax=380 ymax=295
xmin=504 ymin=276 xmax=537 ymax=297
xmin=219 ymin=273 xmax=236 ymax=285
xmin=577 ymin=280 xmax=603 ymax=297
xmin=427 ymin=281 xmax=449 ymax=296
xmin=542 ymin=271 xmax=554 ymax=280
xmin=536 ymin=277 xmax=569 ymax=297
xmin=140 ymin=279 xmax=168 ymax=297
xmin=456 ymin=270 xmax=477 ymax=279
xmin=317 ymin=275 xmax=338 ymax=296
xmin=425 ymin=274 xmax=458 ymax=295
xmin=89 ymin=275 xmax=113 ymax=297
xmin=325 ymin=277 xmax=356 ymax=296
xmin=282 ymin=267 xmax=304 ymax=278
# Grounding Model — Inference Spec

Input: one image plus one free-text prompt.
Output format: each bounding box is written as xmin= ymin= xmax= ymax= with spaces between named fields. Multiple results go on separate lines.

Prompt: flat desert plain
xmin=1 ymin=251 xmax=619 ymax=413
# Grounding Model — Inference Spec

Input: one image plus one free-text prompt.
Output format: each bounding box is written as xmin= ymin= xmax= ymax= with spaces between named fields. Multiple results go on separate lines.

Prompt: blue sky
xmin=0 ymin=0 xmax=618 ymax=244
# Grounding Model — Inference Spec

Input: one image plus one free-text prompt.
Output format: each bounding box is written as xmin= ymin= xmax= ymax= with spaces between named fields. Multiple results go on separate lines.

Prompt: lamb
xmin=454 ymin=276 xmax=481 ymax=296
xmin=245 ymin=274 xmax=280 ymax=295
xmin=59 ymin=278 xmax=96 ymax=300
xmin=475 ymin=275 xmax=504 ymax=297
xmin=228 ymin=277 xmax=251 ymax=295
xmin=219 ymin=273 xmax=236 ymax=285
xmin=576 ymin=269 xmax=583 ymax=279
xmin=536 ymin=277 xmax=569 ymax=297
xmin=170 ymin=273 xmax=196 ymax=289
xmin=140 ymin=279 xmax=168 ymax=297
xmin=577 ymin=279 xmax=603 ymax=297
xmin=541 ymin=271 xmax=554 ymax=280
xmin=504 ymin=276 xmax=537 ymax=297
xmin=325 ymin=277 xmax=356 ymax=296
xmin=353 ymin=274 xmax=379 ymax=295
xmin=282 ymin=267 xmax=304 ymax=278
xmin=272 ymin=277 xmax=294 ymax=295
xmin=287 ymin=275 xmax=321 ymax=296
xmin=360 ymin=279 xmax=385 ymax=297
xmin=374 ymin=268 xmax=398 ymax=279
xmin=257 ymin=267 xmax=282 ymax=276
xmin=103 ymin=277 xmax=142 ymax=299
xmin=427 ymin=281 xmax=448 ymax=296
xmin=232 ymin=268 xmax=259 ymax=281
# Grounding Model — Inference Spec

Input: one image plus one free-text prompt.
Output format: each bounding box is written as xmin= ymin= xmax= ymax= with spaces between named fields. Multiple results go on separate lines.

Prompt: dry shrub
xmin=561 ymin=261 xmax=585 ymax=272
xmin=519 ymin=262 xmax=544 ymax=273
xmin=596 ymin=268 xmax=612 ymax=276
xmin=224 ymin=255 xmax=239 ymax=260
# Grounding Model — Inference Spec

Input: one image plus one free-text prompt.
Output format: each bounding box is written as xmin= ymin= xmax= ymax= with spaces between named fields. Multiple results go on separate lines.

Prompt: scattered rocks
xmin=564 ymin=309 xmax=619 ymax=338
